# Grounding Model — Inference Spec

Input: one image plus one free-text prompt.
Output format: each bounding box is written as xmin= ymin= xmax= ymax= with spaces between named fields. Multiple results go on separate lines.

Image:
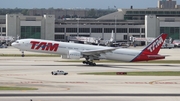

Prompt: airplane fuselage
xmin=11 ymin=34 xmax=168 ymax=66
xmin=13 ymin=39 xmax=144 ymax=62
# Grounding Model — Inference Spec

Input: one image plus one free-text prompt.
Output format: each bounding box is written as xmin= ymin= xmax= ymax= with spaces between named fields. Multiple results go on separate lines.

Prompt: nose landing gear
xmin=21 ymin=51 xmax=25 ymax=57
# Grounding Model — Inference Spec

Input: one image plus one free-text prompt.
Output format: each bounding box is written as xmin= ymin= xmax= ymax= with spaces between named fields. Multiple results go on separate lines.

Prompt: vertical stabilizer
xmin=109 ymin=30 xmax=114 ymax=42
xmin=131 ymin=33 xmax=168 ymax=62
xmin=142 ymin=33 xmax=167 ymax=54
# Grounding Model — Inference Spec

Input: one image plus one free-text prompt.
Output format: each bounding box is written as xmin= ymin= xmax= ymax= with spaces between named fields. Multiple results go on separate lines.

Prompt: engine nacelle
xmin=68 ymin=50 xmax=82 ymax=59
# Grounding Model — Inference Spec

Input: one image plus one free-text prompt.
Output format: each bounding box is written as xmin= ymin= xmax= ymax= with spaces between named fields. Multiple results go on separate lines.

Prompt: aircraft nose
xmin=11 ymin=42 xmax=15 ymax=46
xmin=11 ymin=42 xmax=18 ymax=47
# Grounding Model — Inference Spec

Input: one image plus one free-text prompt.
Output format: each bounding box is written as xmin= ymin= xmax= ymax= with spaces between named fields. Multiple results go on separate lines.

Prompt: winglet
xmin=142 ymin=33 xmax=167 ymax=54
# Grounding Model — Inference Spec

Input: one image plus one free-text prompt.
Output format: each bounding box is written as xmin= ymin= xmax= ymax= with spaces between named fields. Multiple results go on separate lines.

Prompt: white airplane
xmin=11 ymin=33 xmax=167 ymax=66
xmin=104 ymin=30 xmax=115 ymax=46
xmin=109 ymin=30 xmax=114 ymax=42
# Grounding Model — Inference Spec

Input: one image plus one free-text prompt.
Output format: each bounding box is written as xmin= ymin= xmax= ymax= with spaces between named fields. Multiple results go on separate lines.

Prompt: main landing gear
xmin=82 ymin=61 xmax=96 ymax=66
xmin=82 ymin=58 xmax=96 ymax=66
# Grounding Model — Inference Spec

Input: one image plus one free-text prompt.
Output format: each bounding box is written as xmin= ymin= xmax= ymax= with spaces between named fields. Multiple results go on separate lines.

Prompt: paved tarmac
xmin=0 ymin=97 xmax=179 ymax=101
xmin=0 ymin=47 xmax=180 ymax=101
xmin=0 ymin=59 xmax=180 ymax=93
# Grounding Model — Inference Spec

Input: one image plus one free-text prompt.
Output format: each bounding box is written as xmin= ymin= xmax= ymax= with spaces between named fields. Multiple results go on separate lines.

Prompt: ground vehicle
xmin=173 ymin=40 xmax=180 ymax=47
xmin=0 ymin=44 xmax=7 ymax=48
xmin=161 ymin=43 xmax=174 ymax=49
xmin=160 ymin=39 xmax=174 ymax=49
xmin=51 ymin=70 xmax=68 ymax=75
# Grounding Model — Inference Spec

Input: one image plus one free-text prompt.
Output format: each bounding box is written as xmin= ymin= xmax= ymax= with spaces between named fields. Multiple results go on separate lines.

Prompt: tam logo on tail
xmin=144 ymin=33 xmax=167 ymax=54
xmin=147 ymin=36 xmax=163 ymax=52
xmin=131 ymin=33 xmax=167 ymax=62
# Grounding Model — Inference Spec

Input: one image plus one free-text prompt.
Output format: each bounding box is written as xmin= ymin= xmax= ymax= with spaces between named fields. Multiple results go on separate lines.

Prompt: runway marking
xmin=149 ymin=79 xmax=180 ymax=85
xmin=0 ymin=74 xmax=27 ymax=76
xmin=65 ymin=82 xmax=88 ymax=84
xmin=0 ymin=81 xmax=179 ymax=85
xmin=63 ymin=81 xmax=179 ymax=84
xmin=20 ymin=81 xmax=43 ymax=84
xmin=1 ymin=93 xmax=180 ymax=97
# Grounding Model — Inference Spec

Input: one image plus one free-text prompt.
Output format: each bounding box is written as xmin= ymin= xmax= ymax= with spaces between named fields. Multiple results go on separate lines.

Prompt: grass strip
xmin=0 ymin=86 xmax=38 ymax=90
xmin=79 ymin=71 xmax=180 ymax=76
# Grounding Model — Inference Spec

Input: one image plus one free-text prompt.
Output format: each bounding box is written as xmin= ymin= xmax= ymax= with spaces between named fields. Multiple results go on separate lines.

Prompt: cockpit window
xmin=16 ymin=41 xmax=19 ymax=43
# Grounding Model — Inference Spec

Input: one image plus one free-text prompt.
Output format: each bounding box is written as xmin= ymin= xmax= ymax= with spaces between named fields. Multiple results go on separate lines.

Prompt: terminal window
xmin=160 ymin=27 xmax=180 ymax=39
xmin=55 ymin=35 xmax=65 ymax=40
xmin=66 ymin=28 xmax=77 ymax=33
xmin=91 ymin=28 xmax=102 ymax=33
xmin=141 ymin=28 xmax=145 ymax=33
xmin=129 ymin=28 xmax=140 ymax=33
xmin=2 ymin=27 xmax=6 ymax=32
xmin=117 ymin=28 xmax=127 ymax=33
xmin=21 ymin=26 xmax=41 ymax=39
xmin=79 ymin=28 xmax=90 ymax=33
xmin=55 ymin=28 xmax=64 ymax=32
xmin=104 ymin=28 xmax=115 ymax=33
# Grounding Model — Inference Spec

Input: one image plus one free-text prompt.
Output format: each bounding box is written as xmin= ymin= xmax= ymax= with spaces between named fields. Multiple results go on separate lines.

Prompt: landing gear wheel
xmin=82 ymin=61 xmax=86 ymax=64
xmin=86 ymin=61 xmax=90 ymax=64
xmin=22 ymin=51 xmax=25 ymax=57
xmin=83 ymin=57 xmax=96 ymax=66
xmin=93 ymin=63 xmax=96 ymax=66
xmin=89 ymin=62 xmax=96 ymax=66
xmin=82 ymin=61 xmax=90 ymax=64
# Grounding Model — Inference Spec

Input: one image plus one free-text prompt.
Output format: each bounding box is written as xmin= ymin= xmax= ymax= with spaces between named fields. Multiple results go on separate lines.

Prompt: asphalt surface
xmin=0 ymin=47 xmax=180 ymax=101
xmin=0 ymin=93 xmax=180 ymax=97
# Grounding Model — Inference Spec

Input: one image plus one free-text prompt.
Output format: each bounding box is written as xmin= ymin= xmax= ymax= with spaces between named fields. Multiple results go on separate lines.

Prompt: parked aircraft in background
xmin=173 ymin=39 xmax=180 ymax=47
xmin=103 ymin=30 xmax=115 ymax=46
xmin=68 ymin=30 xmax=117 ymax=46
xmin=11 ymin=33 xmax=167 ymax=66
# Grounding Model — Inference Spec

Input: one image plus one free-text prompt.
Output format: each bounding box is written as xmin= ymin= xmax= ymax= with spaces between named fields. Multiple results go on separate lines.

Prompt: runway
xmin=0 ymin=97 xmax=179 ymax=101
xmin=0 ymin=93 xmax=180 ymax=96
xmin=0 ymin=47 xmax=180 ymax=100
xmin=0 ymin=57 xmax=180 ymax=93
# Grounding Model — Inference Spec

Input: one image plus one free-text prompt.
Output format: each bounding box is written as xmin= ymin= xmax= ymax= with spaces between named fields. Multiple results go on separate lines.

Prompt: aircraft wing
xmin=81 ymin=48 xmax=117 ymax=55
xmin=147 ymin=55 xmax=169 ymax=58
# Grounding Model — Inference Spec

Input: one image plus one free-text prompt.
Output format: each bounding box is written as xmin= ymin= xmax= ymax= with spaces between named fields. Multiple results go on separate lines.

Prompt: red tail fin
xmin=131 ymin=33 xmax=167 ymax=62
xmin=142 ymin=33 xmax=167 ymax=54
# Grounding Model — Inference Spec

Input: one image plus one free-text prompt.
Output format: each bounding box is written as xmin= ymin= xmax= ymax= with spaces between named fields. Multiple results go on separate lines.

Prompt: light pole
xmin=77 ymin=18 xmax=79 ymax=36
xmin=115 ymin=16 xmax=117 ymax=42
xmin=0 ymin=27 xmax=2 ymax=44
xmin=114 ymin=5 xmax=117 ymax=42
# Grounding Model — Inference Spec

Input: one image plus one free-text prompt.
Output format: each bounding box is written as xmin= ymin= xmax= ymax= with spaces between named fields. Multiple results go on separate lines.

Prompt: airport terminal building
xmin=0 ymin=0 xmax=180 ymax=42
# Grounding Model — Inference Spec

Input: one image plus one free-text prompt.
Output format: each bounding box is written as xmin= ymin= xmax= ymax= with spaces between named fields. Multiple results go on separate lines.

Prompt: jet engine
xmin=68 ymin=50 xmax=82 ymax=59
